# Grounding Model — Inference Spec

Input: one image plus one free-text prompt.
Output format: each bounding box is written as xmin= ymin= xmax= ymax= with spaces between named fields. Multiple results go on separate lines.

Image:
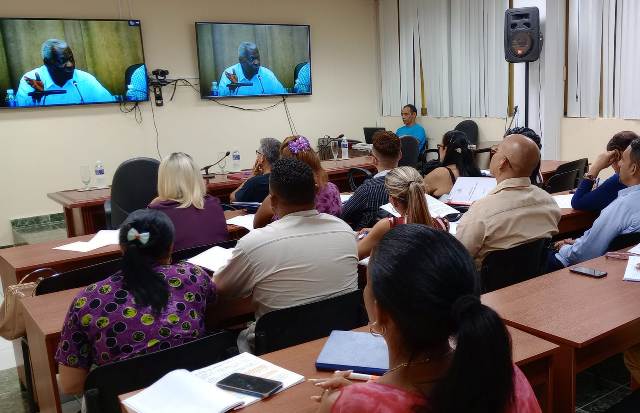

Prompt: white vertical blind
xmin=379 ymin=0 xmax=402 ymax=116
xmin=616 ymin=0 xmax=640 ymax=119
xmin=418 ymin=0 xmax=450 ymax=116
xmin=602 ymin=0 xmax=616 ymax=117
xmin=398 ymin=0 xmax=420 ymax=108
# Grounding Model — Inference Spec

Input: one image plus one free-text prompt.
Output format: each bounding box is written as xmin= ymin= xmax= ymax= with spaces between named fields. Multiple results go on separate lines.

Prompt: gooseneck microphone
xmin=201 ymin=151 xmax=231 ymax=176
xmin=258 ymin=74 xmax=265 ymax=94
xmin=72 ymin=80 xmax=85 ymax=104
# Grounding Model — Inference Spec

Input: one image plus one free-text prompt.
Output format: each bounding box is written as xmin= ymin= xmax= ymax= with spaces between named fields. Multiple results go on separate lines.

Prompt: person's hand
xmin=252 ymin=157 xmax=263 ymax=176
xmin=554 ymin=239 xmax=575 ymax=251
xmin=24 ymin=76 xmax=44 ymax=92
xmin=309 ymin=371 xmax=353 ymax=402
xmin=588 ymin=150 xmax=620 ymax=177
xmin=225 ymin=69 xmax=239 ymax=89
xmin=357 ymin=228 xmax=372 ymax=238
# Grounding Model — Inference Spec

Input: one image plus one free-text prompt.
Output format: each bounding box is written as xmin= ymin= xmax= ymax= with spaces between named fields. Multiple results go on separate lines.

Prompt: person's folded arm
xmin=571 ymin=174 xmax=621 ymax=212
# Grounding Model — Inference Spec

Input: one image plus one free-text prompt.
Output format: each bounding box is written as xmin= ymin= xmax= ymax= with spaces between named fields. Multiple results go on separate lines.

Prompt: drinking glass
xmin=217 ymin=151 xmax=227 ymax=174
xmin=330 ymin=141 xmax=339 ymax=163
xmin=80 ymin=165 xmax=92 ymax=190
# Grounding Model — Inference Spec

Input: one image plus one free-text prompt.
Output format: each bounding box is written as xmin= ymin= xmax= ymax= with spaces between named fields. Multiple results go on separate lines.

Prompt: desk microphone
xmin=258 ymin=75 xmax=265 ymax=94
xmin=72 ymin=80 xmax=85 ymax=104
xmin=504 ymin=105 xmax=519 ymax=135
xmin=201 ymin=151 xmax=231 ymax=176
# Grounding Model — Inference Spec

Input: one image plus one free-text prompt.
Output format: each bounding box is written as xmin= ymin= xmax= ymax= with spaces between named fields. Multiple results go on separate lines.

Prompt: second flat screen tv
xmin=195 ymin=22 xmax=311 ymax=99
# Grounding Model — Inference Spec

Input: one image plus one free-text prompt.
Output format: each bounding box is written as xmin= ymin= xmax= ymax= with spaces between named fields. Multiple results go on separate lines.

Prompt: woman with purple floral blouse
xmin=55 ymin=209 xmax=215 ymax=395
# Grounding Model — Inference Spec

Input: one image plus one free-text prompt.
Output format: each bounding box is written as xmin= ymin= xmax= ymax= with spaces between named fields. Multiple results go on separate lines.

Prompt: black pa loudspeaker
xmin=504 ymin=7 xmax=542 ymax=63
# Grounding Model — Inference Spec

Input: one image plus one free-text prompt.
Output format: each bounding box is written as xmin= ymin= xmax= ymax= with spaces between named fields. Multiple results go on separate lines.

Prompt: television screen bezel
xmin=194 ymin=21 xmax=312 ymax=99
xmin=0 ymin=16 xmax=149 ymax=110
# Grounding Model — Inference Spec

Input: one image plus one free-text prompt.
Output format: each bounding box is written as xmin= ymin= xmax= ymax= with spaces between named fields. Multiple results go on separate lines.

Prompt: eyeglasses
xmin=256 ymin=150 xmax=263 ymax=156
xmin=437 ymin=144 xmax=445 ymax=150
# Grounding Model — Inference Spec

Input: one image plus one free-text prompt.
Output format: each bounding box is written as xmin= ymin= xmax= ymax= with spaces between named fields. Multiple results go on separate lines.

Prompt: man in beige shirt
xmin=456 ymin=134 xmax=561 ymax=269
xmin=216 ymin=158 xmax=358 ymax=352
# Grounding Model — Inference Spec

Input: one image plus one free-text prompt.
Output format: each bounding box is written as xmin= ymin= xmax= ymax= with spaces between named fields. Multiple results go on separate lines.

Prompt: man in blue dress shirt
xmin=552 ymin=138 xmax=640 ymax=268
xmin=16 ymin=39 xmax=115 ymax=106
xmin=294 ymin=62 xmax=311 ymax=93
xmin=396 ymin=104 xmax=428 ymax=152
xmin=218 ymin=42 xmax=285 ymax=96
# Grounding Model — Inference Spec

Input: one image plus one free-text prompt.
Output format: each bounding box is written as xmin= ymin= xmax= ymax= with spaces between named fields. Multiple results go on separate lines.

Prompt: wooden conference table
xmin=118 ymin=325 xmax=558 ymax=413
xmin=48 ymin=157 xmax=377 ymax=237
xmin=483 ymin=252 xmax=640 ymax=413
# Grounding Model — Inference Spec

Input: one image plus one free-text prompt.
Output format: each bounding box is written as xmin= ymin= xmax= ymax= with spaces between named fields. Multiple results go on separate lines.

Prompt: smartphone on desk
xmin=569 ymin=266 xmax=608 ymax=278
xmin=217 ymin=373 xmax=283 ymax=398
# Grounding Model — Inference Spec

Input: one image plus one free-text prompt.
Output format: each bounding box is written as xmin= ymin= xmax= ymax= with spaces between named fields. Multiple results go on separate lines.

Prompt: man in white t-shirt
xmin=215 ymin=157 xmax=359 ymax=352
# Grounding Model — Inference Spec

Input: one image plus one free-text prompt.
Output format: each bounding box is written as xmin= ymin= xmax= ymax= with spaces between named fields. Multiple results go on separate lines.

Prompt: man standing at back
xmin=456 ymin=134 xmax=561 ymax=269
xmin=396 ymin=104 xmax=427 ymax=152
xmin=215 ymin=158 xmax=358 ymax=352
xmin=341 ymin=131 xmax=402 ymax=230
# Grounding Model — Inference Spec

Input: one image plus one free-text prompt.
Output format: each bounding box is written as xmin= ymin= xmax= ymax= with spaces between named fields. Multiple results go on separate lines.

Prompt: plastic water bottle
xmin=232 ymin=150 xmax=241 ymax=171
xmin=211 ymin=81 xmax=219 ymax=97
xmin=341 ymin=136 xmax=349 ymax=159
xmin=94 ymin=161 xmax=106 ymax=188
xmin=5 ymin=89 xmax=16 ymax=107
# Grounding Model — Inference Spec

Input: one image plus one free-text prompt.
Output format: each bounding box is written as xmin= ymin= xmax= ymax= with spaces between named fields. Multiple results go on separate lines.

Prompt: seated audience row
xmin=230 ymin=137 xmax=281 ymax=203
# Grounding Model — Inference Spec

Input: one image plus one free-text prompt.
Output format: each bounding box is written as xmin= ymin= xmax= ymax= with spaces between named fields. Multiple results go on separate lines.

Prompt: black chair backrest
xmin=35 ymin=258 xmax=123 ymax=296
xmin=555 ymin=158 xmax=588 ymax=186
xmin=608 ymin=232 xmax=640 ymax=252
xmin=110 ymin=157 xmax=160 ymax=228
xmin=454 ymin=120 xmax=479 ymax=145
xmin=125 ymin=63 xmax=144 ymax=87
xmin=480 ymin=238 xmax=550 ymax=293
xmin=605 ymin=388 xmax=640 ymax=413
xmin=83 ymin=331 xmax=237 ymax=413
xmin=294 ymin=62 xmax=307 ymax=83
xmin=543 ymin=169 xmax=580 ymax=193
xmin=347 ymin=167 xmax=373 ymax=191
xmin=254 ymin=290 xmax=368 ymax=355
xmin=398 ymin=136 xmax=420 ymax=167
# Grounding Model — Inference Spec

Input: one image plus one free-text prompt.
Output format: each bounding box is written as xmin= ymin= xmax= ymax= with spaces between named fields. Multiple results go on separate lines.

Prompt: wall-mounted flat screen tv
xmin=0 ymin=18 xmax=148 ymax=109
xmin=195 ymin=22 xmax=311 ymax=99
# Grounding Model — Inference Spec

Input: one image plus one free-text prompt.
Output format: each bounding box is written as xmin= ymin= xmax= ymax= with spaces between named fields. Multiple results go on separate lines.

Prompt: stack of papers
xmin=380 ymin=195 xmax=458 ymax=219
xmin=340 ymin=194 xmax=353 ymax=203
xmin=553 ymin=194 xmax=574 ymax=209
xmin=123 ymin=352 xmax=304 ymax=413
xmin=187 ymin=246 xmax=234 ymax=273
xmin=448 ymin=177 xmax=497 ymax=205
xmin=623 ymin=256 xmax=640 ymax=282
xmin=53 ymin=230 xmax=120 ymax=253
xmin=226 ymin=214 xmax=255 ymax=231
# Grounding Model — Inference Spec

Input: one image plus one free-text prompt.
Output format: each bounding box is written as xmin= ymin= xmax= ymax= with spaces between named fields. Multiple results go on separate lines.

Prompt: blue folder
xmin=315 ymin=330 xmax=389 ymax=375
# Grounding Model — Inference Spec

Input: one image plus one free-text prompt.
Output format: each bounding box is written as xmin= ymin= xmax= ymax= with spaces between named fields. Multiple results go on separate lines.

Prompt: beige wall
xmin=0 ymin=0 xmax=379 ymax=246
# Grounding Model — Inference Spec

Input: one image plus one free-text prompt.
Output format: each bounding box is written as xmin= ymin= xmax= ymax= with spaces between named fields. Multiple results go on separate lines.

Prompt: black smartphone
xmin=569 ymin=266 xmax=608 ymax=278
xmin=217 ymin=373 xmax=283 ymax=398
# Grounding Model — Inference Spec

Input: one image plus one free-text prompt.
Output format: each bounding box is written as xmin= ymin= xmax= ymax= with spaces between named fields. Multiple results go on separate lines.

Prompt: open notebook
xmin=123 ymin=352 xmax=304 ymax=413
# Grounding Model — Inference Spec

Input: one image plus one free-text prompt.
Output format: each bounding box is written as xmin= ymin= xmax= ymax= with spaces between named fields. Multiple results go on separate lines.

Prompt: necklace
xmin=383 ymin=357 xmax=431 ymax=376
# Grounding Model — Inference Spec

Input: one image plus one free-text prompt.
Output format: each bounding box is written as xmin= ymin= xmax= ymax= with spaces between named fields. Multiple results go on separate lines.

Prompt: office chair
xmin=253 ymin=290 xmax=368 ymax=355
xmin=83 ymin=331 xmax=237 ymax=413
xmin=294 ymin=62 xmax=308 ymax=84
xmin=454 ymin=120 xmax=479 ymax=146
xmin=605 ymin=389 xmax=640 ymax=412
xmin=124 ymin=63 xmax=144 ymax=89
xmin=104 ymin=157 xmax=160 ymax=229
xmin=398 ymin=136 xmax=420 ymax=167
xmin=347 ymin=167 xmax=373 ymax=191
xmin=480 ymin=238 xmax=550 ymax=293
xmin=607 ymin=233 xmax=640 ymax=252
xmin=543 ymin=169 xmax=580 ymax=194
xmin=554 ymin=158 xmax=589 ymax=187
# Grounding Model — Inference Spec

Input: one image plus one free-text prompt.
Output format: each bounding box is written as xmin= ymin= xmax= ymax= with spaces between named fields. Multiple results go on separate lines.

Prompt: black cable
xmin=209 ymin=98 xmax=284 ymax=111
xmin=150 ymin=99 xmax=161 ymax=158
xmin=283 ymin=95 xmax=297 ymax=135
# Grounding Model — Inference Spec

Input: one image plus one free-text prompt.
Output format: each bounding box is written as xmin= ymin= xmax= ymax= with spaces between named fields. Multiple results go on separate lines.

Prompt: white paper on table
xmin=553 ymin=194 xmax=574 ymax=209
xmin=623 ymin=256 xmax=640 ymax=282
xmin=359 ymin=257 xmax=370 ymax=266
xmin=192 ymin=352 xmax=305 ymax=409
xmin=122 ymin=369 xmax=242 ymax=413
xmin=629 ymin=243 xmax=640 ymax=254
xmin=226 ymin=214 xmax=255 ymax=231
xmin=340 ymin=194 xmax=352 ymax=203
xmin=448 ymin=222 xmax=458 ymax=235
xmin=448 ymin=177 xmax=497 ymax=205
xmin=187 ymin=247 xmax=234 ymax=273
xmin=381 ymin=195 xmax=458 ymax=219
xmin=480 ymin=169 xmax=493 ymax=177
xmin=53 ymin=241 xmax=95 ymax=253
xmin=87 ymin=230 xmax=120 ymax=248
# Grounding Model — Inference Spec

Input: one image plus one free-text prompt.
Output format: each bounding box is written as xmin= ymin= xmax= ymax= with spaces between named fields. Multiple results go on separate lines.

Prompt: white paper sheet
xmin=623 ymin=256 xmax=640 ymax=282
xmin=448 ymin=222 xmax=458 ymax=235
xmin=53 ymin=241 xmax=96 ymax=253
xmin=123 ymin=369 xmax=241 ymax=413
xmin=340 ymin=194 xmax=353 ymax=203
xmin=358 ymin=257 xmax=370 ymax=266
xmin=187 ymin=247 xmax=234 ymax=273
xmin=381 ymin=195 xmax=458 ymax=219
xmin=553 ymin=194 xmax=575 ymax=209
xmin=629 ymin=243 xmax=640 ymax=255
xmin=448 ymin=177 xmax=497 ymax=205
xmin=53 ymin=230 xmax=120 ymax=253
xmin=226 ymin=214 xmax=255 ymax=231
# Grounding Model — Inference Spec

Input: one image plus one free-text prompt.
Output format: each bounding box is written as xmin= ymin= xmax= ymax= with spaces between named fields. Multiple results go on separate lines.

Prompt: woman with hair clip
xmin=423 ymin=130 xmax=482 ymax=199
xmin=313 ymin=225 xmax=541 ymax=413
xmin=357 ymin=166 xmax=448 ymax=260
xmin=149 ymin=152 xmax=227 ymax=251
xmin=253 ymin=135 xmax=342 ymax=228
xmin=55 ymin=209 xmax=216 ymax=395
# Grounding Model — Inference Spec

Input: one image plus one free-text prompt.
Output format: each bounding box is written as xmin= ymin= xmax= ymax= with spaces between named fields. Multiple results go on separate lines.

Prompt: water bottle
xmin=232 ymin=150 xmax=241 ymax=171
xmin=5 ymin=89 xmax=16 ymax=107
xmin=341 ymin=136 xmax=349 ymax=159
xmin=94 ymin=161 xmax=106 ymax=188
xmin=211 ymin=81 xmax=219 ymax=97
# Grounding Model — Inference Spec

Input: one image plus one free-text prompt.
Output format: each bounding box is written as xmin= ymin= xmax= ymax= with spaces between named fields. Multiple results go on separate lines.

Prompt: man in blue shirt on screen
xmin=218 ymin=42 xmax=286 ymax=96
xmin=294 ymin=62 xmax=311 ymax=93
xmin=396 ymin=104 xmax=428 ymax=152
xmin=16 ymin=39 xmax=115 ymax=107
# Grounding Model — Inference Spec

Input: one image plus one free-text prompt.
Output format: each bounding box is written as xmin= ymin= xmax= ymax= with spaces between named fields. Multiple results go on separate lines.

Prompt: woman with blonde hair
xmin=253 ymin=135 xmax=342 ymax=228
xmin=357 ymin=166 xmax=448 ymax=259
xmin=149 ymin=152 xmax=227 ymax=250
